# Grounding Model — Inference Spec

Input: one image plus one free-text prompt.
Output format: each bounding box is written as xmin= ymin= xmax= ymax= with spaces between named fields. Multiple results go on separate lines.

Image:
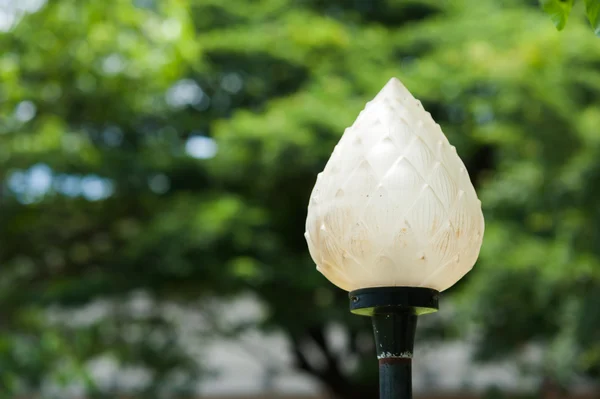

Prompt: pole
xmin=349 ymin=287 xmax=439 ymax=399
xmin=373 ymin=311 xmax=417 ymax=398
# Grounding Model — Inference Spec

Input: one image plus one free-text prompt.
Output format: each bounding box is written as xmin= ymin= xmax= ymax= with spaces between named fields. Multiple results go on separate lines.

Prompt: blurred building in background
xmin=53 ymin=296 xmax=596 ymax=398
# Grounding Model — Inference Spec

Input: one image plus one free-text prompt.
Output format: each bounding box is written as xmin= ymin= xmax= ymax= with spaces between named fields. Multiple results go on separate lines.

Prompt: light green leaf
xmin=540 ymin=0 xmax=575 ymax=30
xmin=584 ymin=0 xmax=600 ymax=36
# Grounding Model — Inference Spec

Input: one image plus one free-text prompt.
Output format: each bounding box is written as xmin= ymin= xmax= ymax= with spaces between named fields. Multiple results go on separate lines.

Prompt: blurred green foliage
xmin=1 ymin=0 xmax=600 ymax=398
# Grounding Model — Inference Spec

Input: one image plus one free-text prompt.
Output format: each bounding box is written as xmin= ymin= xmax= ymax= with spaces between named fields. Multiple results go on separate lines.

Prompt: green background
xmin=1 ymin=0 xmax=600 ymax=398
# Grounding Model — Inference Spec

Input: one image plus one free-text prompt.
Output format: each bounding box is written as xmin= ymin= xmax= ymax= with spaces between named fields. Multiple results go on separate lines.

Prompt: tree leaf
xmin=584 ymin=0 xmax=600 ymax=36
xmin=540 ymin=0 xmax=575 ymax=30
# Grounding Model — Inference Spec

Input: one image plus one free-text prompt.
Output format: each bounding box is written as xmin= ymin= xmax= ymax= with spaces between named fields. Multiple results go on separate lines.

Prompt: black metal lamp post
xmin=349 ymin=287 xmax=438 ymax=398
xmin=305 ymin=78 xmax=484 ymax=398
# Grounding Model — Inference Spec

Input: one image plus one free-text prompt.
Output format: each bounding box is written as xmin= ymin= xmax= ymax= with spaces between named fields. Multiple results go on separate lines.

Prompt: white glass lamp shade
xmin=305 ymin=78 xmax=484 ymax=292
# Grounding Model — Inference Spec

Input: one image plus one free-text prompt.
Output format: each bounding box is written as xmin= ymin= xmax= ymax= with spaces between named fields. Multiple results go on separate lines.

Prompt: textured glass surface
xmin=305 ymin=78 xmax=484 ymax=292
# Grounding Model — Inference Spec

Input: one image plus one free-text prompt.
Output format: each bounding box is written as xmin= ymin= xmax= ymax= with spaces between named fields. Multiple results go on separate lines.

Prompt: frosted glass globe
xmin=305 ymin=78 xmax=484 ymax=292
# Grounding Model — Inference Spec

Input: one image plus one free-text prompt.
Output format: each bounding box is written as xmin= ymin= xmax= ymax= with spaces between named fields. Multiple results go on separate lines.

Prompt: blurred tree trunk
xmin=289 ymin=326 xmax=377 ymax=399
xmin=539 ymin=376 xmax=568 ymax=399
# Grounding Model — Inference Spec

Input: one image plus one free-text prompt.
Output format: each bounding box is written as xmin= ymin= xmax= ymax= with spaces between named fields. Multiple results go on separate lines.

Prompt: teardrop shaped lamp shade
xmin=305 ymin=78 xmax=484 ymax=292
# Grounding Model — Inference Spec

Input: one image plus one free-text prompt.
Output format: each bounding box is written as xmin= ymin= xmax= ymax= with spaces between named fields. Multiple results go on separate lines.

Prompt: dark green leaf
xmin=585 ymin=0 xmax=600 ymax=36
xmin=540 ymin=0 xmax=575 ymax=30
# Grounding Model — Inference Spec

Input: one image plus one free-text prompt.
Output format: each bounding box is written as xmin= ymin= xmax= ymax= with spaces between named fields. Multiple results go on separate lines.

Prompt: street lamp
xmin=305 ymin=78 xmax=484 ymax=398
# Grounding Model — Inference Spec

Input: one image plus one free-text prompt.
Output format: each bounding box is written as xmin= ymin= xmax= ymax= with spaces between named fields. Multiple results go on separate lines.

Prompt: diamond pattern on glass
xmin=305 ymin=77 xmax=484 ymax=292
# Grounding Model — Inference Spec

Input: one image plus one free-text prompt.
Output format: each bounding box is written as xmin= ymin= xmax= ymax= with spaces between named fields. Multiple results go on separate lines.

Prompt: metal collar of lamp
xmin=305 ymin=78 xmax=485 ymax=398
